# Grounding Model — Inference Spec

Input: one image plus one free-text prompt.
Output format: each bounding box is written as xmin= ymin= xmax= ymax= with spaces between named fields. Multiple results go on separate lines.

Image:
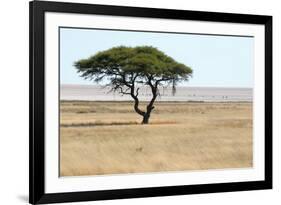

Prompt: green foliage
xmin=74 ymin=46 xmax=192 ymax=85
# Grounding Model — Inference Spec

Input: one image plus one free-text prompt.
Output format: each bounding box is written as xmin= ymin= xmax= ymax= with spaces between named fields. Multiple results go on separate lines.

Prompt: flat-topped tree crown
xmin=75 ymin=46 xmax=192 ymax=124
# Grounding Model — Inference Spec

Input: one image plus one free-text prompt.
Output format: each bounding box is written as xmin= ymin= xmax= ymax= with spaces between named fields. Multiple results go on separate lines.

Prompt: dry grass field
xmin=60 ymin=101 xmax=253 ymax=176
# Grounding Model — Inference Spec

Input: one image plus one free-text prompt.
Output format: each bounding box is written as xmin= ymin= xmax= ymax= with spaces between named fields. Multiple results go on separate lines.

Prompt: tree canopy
xmin=75 ymin=46 xmax=192 ymax=124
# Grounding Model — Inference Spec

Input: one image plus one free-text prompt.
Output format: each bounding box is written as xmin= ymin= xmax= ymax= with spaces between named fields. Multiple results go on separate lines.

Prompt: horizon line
xmin=60 ymin=83 xmax=253 ymax=89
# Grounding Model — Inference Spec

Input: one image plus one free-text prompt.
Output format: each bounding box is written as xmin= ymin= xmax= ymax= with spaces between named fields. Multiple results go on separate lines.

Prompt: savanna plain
xmin=60 ymin=101 xmax=253 ymax=176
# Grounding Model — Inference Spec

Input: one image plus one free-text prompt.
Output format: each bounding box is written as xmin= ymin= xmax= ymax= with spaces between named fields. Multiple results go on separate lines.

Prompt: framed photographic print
xmin=29 ymin=0 xmax=272 ymax=204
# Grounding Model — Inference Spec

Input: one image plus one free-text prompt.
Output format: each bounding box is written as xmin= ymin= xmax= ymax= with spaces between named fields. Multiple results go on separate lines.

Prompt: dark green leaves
xmin=74 ymin=46 xmax=192 ymax=85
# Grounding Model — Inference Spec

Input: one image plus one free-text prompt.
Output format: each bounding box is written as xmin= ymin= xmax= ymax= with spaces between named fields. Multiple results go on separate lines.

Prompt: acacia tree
xmin=75 ymin=46 xmax=192 ymax=124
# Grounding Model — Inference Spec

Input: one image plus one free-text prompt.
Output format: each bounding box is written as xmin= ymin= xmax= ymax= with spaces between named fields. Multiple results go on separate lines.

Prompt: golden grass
xmin=60 ymin=101 xmax=253 ymax=176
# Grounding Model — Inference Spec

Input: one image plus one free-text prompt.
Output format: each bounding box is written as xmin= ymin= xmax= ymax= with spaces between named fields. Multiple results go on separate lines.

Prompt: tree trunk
xmin=142 ymin=106 xmax=154 ymax=124
xmin=129 ymin=78 xmax=158 ymax=125
xmin=142 ymin=113 xmax=150 ymax=124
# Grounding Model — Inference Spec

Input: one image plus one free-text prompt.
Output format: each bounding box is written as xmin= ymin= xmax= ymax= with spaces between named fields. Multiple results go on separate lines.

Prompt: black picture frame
xmin=29 ymin=0 xmax=272 ymax=204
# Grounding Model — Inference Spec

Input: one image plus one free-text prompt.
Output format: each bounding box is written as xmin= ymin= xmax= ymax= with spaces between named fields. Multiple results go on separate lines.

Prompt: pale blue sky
xmin=60 ymin=27 xmax=254 ymax=88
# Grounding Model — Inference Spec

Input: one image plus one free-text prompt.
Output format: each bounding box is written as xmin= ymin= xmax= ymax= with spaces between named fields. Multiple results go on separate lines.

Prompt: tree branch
xmin=135 ymin=87 xmax=140 ymax=97
xmin=146 ymin=77 xmax=159 ymax=112
xmin=118 ymin=86 xmax=131 ymax=95
xmin=130 ymin=85 xmax=145 ymax=116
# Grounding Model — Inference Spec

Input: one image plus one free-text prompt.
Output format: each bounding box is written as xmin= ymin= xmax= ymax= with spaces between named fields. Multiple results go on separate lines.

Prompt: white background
xmin=45 ymin=12 xmax=265 ymax=193
xmin=0 ymin=0 xmax=279 ymax=204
